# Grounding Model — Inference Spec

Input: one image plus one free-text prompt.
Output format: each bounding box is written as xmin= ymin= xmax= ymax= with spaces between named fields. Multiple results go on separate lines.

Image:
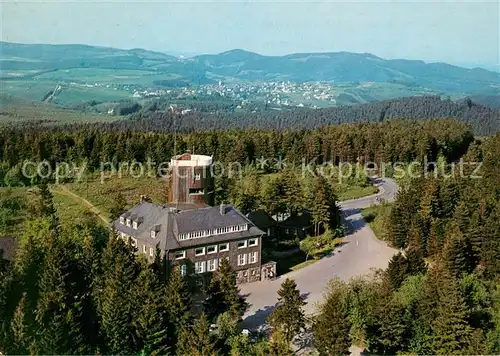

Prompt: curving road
xmin=240 ymin=177 xmax=399 ymax=330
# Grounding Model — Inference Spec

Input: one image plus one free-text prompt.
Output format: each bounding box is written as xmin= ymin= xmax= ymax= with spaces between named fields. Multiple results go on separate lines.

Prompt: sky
xmin=2 ymin=0 xmax=499 ymax=69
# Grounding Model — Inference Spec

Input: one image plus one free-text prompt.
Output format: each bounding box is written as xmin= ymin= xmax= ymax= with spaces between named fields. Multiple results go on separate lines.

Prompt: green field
xmin=0 ymin=93 xmax=119 ymax=124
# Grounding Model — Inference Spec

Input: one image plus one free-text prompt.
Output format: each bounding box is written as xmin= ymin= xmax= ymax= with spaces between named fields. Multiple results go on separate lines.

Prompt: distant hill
xmin=1 ymin=42 xmax=499 ymax=95
xmin=0 ymin=41 xmax=178 ymax=71
xmin=190 ymin=49 xmax=499 ymax=94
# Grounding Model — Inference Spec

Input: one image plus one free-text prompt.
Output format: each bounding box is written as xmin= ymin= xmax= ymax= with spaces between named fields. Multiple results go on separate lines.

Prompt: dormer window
xmin=119 ymin=216 xmax=125 ymax=224
xmin=132 ymin=221 xmax=138 ymax=230
xmin=150 ymin=230 xmax=156 ymax=238
xmin=126 ymin=219 xmax=131 ymax=227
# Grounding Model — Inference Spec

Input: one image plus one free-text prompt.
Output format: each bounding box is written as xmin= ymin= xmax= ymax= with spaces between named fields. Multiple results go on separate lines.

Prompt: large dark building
xmin=114 ymin=201 xmax=268 ymax=283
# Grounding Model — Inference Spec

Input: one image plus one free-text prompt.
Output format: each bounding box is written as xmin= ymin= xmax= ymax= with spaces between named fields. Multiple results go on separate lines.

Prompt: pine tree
xmin=34 ymin=235 xmax=75 ymax=354
xmin=132 ymin=262 xmax=171 ymax=354
xmin=430 ymin=277 xmax=476 ymax=354
xmin=312 ymin=176 xmax=330 ymax=236
xmin=37 ymin=183 xmax=59 ymax=232
xmin=385 ymin=253 xmax=409 ymax=291
xmin=204 ymin=258 xmax=247 ymax=322
xmin=442 ymin=228 xmax=475 ymax=277
xmin=165 ymin=266 xmax=192 ymax=346
xmin=97 ymin=235 xmax=138 ymax=354
xmin=366 ymin=297 xmax=409 ymax=355
xmin=313 ymin=279 xmax=351 ymax=355
xmin=267 ymin=278 xmax=306 ymax=345
xmin=109 ymin=191 xmax=127 ymax=221
xmin=176 ymin=313 xmax=218 ymax=356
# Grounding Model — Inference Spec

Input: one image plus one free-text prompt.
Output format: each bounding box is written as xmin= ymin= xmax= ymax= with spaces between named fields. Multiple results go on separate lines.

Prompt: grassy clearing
xmin=336 ymin=184 xmax=378 ymax=201
xmin=361 ymin=203 xmax=393 ymax=240
xmin=0 ymin=93 xmax=118 ymax=124
xmin=62 ymin=174 xmax=165 ymax=221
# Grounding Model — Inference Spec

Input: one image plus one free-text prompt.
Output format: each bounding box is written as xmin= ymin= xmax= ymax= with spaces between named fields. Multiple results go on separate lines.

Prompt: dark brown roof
xmin=0 ymin=237 xmax=18 ymax=261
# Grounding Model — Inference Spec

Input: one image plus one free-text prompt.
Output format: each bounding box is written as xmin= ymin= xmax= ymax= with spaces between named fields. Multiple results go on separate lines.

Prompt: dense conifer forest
xmin=314 ymin=134 xmax=500 ymax=354
xmin=120 ymin=96 xmax=499 ymax=136
xmin=0 ymin=117 xmax=499 ymax=354
xmin=0 ymin=119 xmax=474 ymax=185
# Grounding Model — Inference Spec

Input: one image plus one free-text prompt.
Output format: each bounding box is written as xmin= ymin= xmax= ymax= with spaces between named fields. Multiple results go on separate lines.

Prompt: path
xmin=239 ymin=177 xmax=399 ymax=330
xmin=51 ymin=185 xmax=110 ymax=225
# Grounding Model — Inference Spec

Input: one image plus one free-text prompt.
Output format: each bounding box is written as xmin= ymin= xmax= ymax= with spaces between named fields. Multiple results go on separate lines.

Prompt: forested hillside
xmin=0 ymin=119 xmax=474 ymax=185
xmin=123 ymin=96 xmax=498 ymax=136
xmin=312 ymin=134 xmax=500 ymax=354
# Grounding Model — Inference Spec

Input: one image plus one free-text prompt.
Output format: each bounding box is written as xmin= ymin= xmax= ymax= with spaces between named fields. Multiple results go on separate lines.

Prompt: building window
xmin=194 ymin=173 xmax=201 ymax=181
xmin=219 ymin=243 xmax=229 ymax=252
xmin=130 ymin=237 xmax=137 ymax=247
xmin=119 ymin=216 xmax=125 ymax=224
xmin=150 ymin=230 xmax=156 ymax=238
xmin=126 ymin=218 xmax=131 ymax=227
xmin=174 ymin=251 xmax=186 ymax=260
xmin=180 ymin=264 xmax=187 ymax=277
xmin=195 ymin=261 xmax=206 ymax=274
xmin=207 ymin=245 xmax=217 ymax=254
xmin=248 ymin=238 xmax=258 ymax=247
xmin=237 ymin=254 xmax=247 ymax=266
xmin=132 ymin=221 xmax=138 ymax=229
xmin=195 ymin=247 xmax=205 ymax=256
xmin=251 ymin=269 xmax=256 ymax=276
xmin=237 ymin=240 xmax=247 ymax=249
xmin=285 ymin=228 xmax=290 ymax=235
xmin=207 ymin=259 xmax=217 ymax=272
xmin=267 ymin=228 xmax=271 ymax=236
xmin=149 ymin=247 xmax=154 ymax=257
xmin=248 ymin=251 xmax=258 ymax=264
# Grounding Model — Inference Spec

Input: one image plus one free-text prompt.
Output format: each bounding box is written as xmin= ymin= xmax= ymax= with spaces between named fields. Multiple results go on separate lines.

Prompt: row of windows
xmin=119 ymin=217 xmax=140 ymax=230
xmin=194 ymin=257 xmax=229 ymax=274
xmin=178 ymin=224 xmax=248 ymax=241
xmin=237 ymin=252 xmax=258 ymax=266
xmin=173 ymin=238 xmax=257 ymax=260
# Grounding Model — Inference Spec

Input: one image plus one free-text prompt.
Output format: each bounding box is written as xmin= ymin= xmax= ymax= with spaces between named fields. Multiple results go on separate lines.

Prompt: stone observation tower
xmin=168 ymin=153 xmax=215 ymax=207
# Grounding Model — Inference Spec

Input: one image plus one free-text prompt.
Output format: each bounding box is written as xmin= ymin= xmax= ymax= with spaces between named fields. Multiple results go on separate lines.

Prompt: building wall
xmin=167 ymin=236 xmax=262 ymax=283
xmin=169 ymin=165 xmax=214 ymax=206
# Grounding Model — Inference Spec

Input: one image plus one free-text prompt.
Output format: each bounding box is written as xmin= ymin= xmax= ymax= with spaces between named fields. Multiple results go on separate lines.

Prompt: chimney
xmin=220 ymin=203 xmax=225 ymax=215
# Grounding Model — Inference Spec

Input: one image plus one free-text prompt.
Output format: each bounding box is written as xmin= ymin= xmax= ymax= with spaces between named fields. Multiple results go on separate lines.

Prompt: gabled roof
xmin=247 ymin=210 xmax=277 ymax=229
xmin=113 ymin=202 xmax=264 ymax=251
xmin=280 ymin=211 xmax=313 ymax=229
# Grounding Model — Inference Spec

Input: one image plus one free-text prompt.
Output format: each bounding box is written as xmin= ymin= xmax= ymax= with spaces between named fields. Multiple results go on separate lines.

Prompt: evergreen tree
xmin=97 ymin=235 xmax=138 ymax=354
xmin=313 ymin=279 xmax=351 ymax=355
xmin=204 ymin=258 xmax=247 ymax=322
xmin=267 ymin=278 xmax=306 ymax=345
xmin=385 ymin=253 xmax=409 ymax=291
xmin=429 ymin=277 xmax=476 ymax=354
xmin=132 ymin=262 xmax=171 ymax=354
xmin=312 ymin=176 xmax=330 ymax=236
xmin=442 ymin=228 xmax=475 ymax=277
xmin=165 ymin=266 xmax=192 ymax=346
xmin=366 ymin=297 xmax=409 ymax=355
xmin=176 ymin=313 xmax=218 ymax=356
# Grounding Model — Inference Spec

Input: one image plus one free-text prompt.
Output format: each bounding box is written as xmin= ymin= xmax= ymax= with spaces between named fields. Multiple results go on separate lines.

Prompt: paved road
xmin=239 ymin=177 xmax=399 ymax=330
